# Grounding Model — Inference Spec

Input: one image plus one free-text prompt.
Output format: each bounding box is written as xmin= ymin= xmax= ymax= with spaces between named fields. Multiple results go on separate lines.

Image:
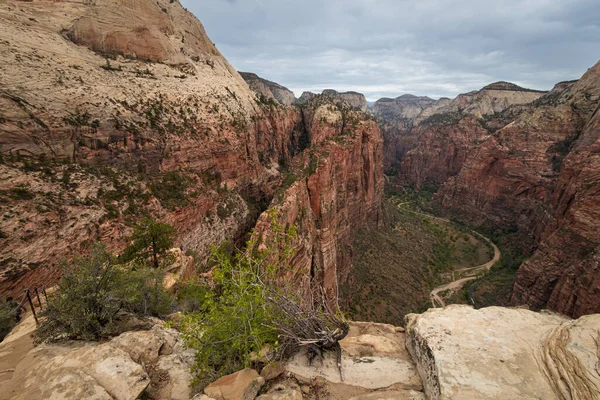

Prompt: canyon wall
xmin=0 ymin=0 xmax=382 ymax=300
xmin=380 ymin=63 xmax=600 ymax=317
xmin=375 ymin=83 xmax=546 ymax=185
xmin=252 ymin=95 xmax=384 ymax=300
xmin=240 ymin=72 xmax=296 ymax=106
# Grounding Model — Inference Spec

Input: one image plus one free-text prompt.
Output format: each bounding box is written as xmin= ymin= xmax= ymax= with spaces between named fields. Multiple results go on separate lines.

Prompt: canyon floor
xmin=341 ymin=192 xmax=498 ymax=326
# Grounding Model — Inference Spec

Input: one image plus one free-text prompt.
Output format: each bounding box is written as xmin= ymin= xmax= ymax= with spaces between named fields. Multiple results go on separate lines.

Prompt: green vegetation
xmin=182 ymin=211 xmax=346 ymax=389
xmin=150 ymin=171 xmax=195 ymax=210
xmin=421 ymin=112 xmax=463 ymax=126
xmin=121 ymin=217 xmax=177 ymax=269
xmin=0 ymin=299 xmax=19 ymax=341
xmin=256 ymin=93 xmax=278 ymax=107
xmin=2 ymin=185 xmax=35 ymax=200
xmin=35 ymin=243 xmax=173 ymax=343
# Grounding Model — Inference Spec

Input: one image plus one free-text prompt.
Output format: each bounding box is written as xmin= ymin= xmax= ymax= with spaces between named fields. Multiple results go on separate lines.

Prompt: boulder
xmin=1 ymin=323 xmax=194 ymax=400
xmin=256 ymin=382 xmax=303 ymax=400
xmin=405 ymin=305 xmax=600 ymax=399
xmin=260 ymin=362 xmax=285 ymax=381
xmin=2 ymin=342 xmax=149 ymax=400
xmin=285 ymin=322 xmax=421 ymax=390
xmin=204 ymin=369 xmax=265 ymax=400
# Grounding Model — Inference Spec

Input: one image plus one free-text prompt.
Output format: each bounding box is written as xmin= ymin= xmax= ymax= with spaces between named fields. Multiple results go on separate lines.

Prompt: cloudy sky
xmin=181 ymin=0 xmax=600 ymax=101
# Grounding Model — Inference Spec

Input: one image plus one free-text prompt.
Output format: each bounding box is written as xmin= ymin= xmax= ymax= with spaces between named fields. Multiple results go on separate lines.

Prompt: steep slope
xmin=511 ymin=89 xmax=600 ymax=316
xmin=438 ymin=62 xmax=600 ymax=316
xmin=252 ymin=95 xmax=384 ymax=301
xmin=297 ymin=90 xmax=369 ymax=113
xmin=0 ymin=0 xmax=384 ymax=304
xmin=0 ymin=0 xmax=297 ymax=297
xmin=240 ymin=72 xmax=296 ymax=106
xmin=377 ymin=83 xmax=545 ymax=181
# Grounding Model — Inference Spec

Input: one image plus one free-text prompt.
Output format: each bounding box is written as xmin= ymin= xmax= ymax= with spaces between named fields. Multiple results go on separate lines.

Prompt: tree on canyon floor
xmin=182 ymin=211 xmax=348 ymax=389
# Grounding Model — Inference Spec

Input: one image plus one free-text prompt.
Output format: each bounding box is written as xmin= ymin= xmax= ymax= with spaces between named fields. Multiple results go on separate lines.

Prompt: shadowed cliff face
xmin=0 ymin=0 xmax=384 ymax=302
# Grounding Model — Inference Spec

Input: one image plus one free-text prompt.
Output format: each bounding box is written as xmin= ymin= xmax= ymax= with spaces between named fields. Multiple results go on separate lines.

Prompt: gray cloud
xmin=181 ymin=0 xmax=600 ymax=101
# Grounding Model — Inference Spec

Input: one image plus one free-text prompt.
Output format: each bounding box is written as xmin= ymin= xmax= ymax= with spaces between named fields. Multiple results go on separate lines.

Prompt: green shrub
xmin=35 ymin=243 xmax=173 ymax=343
xmin=182 ymin=211 xmax=346 ymax=389
xmin=150 ymin=171 xmax=195 ymax=210
xmin=182 ymin=246 xmax=280 ymax=388
xmin=0 ymin=299 xmax=19 ymax=341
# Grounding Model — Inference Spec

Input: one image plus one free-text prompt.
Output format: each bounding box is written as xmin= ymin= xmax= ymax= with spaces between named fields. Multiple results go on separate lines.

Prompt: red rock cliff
xmin=252 ymin=96 xmax=384 ymax=301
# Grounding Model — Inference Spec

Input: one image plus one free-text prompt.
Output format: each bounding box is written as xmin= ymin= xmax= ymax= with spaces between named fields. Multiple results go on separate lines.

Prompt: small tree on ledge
xmin=121 ymin=217 xmax=177 ymax=269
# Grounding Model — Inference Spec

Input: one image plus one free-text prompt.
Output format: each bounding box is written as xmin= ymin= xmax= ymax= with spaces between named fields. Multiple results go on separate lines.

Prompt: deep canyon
xmin=0 ymin=0 xmax=599 ymax=399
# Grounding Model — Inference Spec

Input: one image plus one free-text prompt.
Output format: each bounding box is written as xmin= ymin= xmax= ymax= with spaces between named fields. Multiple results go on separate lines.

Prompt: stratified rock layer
xmin=405 ymin=305 xmax=600 ymax=400
xmin=252 ymin=97 xmax=383 ymax=299
xmin=439 ymin=62 xmax=600 ymax=316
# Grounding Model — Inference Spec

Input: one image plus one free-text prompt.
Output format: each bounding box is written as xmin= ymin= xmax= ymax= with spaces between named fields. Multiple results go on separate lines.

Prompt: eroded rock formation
xmin=439 ymin=62 xmax=600 ymax=315
xmin=240 ymin=72 xmax=296 ymax=106
xmin=405 ymin=305 xmax=600 ymax=400
xmin=0 ymin=0 xmax=383 ymax=304
xmin=252 ymin=95 xmax=384 ymax=300
xmin=380 ymin=64 xmax=600 ymax=317
xmin=297 ymin=90 xmax=369 ymax=113
xmin=375 ymin=82 xmax=546 ymax=183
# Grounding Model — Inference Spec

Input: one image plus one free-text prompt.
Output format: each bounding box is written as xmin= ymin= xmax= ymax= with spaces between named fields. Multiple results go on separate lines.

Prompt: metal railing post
xmin=41 ymin=283 xmax=48 ymax=303
xmin=34 ymin=287 xmax=43 ymax=310
xmin=25 ymin=289 xmax=38 ymax=325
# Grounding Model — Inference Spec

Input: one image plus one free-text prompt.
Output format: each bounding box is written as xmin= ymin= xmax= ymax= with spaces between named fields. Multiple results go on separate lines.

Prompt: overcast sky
xmin=181 ymin=0 xmax=600 ymax=101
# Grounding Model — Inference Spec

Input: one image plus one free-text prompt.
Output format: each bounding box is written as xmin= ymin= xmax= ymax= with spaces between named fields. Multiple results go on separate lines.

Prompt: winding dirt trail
xmin=395 ymin=203 xmax=501 ymax=308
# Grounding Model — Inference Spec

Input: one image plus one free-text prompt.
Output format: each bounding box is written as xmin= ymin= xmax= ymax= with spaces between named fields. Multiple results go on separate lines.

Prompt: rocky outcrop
xmin=510 ymin=75 xmax=600 ymax=316
xmin=204 ymin=369 xmax=265 ymax=400
xmin=240 ymin=72 xmax=296 ymax=106
xmin=1 ymin=322 xmax=194 ymax=400
xmin=297 ymin=90 xmax=369 ymax=113
xmin=373 ymin=95 xmax=439 ymax=121
xmin=252 ymin=97 xmax=384 ymax=300
xmin=286 ymin=322 xmax=421 ymax=391
xmin=405 ymin=305 xmax=600 ymax=400
xmin=322 ymin=90 xmax=369 ymax=113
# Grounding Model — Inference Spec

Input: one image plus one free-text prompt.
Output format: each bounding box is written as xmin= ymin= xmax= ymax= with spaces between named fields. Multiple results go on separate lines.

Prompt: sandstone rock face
xmin=0 ymin=0 xmax=304 ymax=297
xmin=204 ymin=369 xmax=265 ymax=400
xmin=296 ymin=92 xmax=317 ymax=105
xmin=377 ymin=83 xmax=545 ymax=183
xmin=510 ymin=72 xmax=600 ymax=316
xmin=252 ymin=97 xmax=384 ymax=299
xmin=405 ymin=305 xmax=600 ymax=400
xmin=297 ymin=90 xmax=369 ymax=113
xmin=322 ymin=90 xmax=369 ymax=113
xmin=373 ymin=95 xmax=438 ymax=121
xmin=240 ymin=72 xmax=296 ymax=106
xmin=1 ymin=323 xmax=194 ymax=400
xmin=64 ymin=0 xmax=221 ymax=63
